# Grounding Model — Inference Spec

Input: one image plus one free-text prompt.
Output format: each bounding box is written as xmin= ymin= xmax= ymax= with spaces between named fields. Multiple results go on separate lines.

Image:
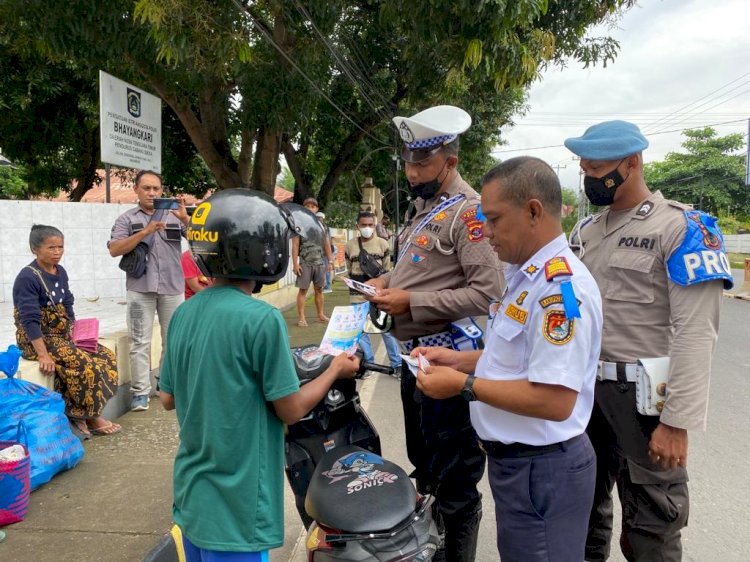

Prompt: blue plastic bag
xmin=0 ymin=345 xmax=84 ymax=490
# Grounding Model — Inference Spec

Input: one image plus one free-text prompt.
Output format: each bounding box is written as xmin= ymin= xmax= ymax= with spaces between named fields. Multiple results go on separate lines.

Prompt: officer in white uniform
xmin=565 ymin=120 xmax=733 ymax=562
xmin=414 ymin=157 xmax=603 ymax=562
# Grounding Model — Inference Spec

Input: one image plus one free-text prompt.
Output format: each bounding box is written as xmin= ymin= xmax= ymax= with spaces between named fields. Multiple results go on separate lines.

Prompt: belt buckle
xmin=596 ymin=361 xmax=605 ymax=382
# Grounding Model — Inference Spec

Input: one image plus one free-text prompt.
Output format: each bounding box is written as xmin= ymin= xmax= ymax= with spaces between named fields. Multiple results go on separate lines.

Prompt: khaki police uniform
xmin=384 ymin=174 xmax=504 ymax=340
xmin=383 ymin=172 xmax=503 ymax=562
xmin=573 ymin=192 xmax=725 ymax=561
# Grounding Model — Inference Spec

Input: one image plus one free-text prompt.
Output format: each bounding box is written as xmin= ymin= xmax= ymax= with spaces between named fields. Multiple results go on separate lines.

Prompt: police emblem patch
xmin=505 ymin=303 xmax=528 ymax=325
xmin=399 ymin=122 xmax=415 ymax=143
xmin=411 ymin=252 xmax=426 ymax=264
xmin=433 ymin=211 xmax=447 ymax=222
xmin=687 ymin=212 xmax=721 ymax=250
xmin=516 ymin=291 xmax=528 ymax=305
xmin=544 ymin=257 xmax=573 ymax=281
xmin=460 ymin=208 xmax=484 ymax=242
xmin=414 ymin=234 xmax=429 ymax=247
xmin=543 ymin=310 xmax=574 ymax=345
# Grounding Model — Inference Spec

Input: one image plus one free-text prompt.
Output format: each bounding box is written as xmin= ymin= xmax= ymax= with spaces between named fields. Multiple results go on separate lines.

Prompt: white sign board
xmin=99 ymin=70 xmax=161 ymax=172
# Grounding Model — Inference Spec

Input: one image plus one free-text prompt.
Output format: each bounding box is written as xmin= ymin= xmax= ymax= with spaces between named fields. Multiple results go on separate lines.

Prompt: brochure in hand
xmin=339 ymin=276 xmax=378 ymax=297
xmin=319 ymin=302 xmax=370 ymax=356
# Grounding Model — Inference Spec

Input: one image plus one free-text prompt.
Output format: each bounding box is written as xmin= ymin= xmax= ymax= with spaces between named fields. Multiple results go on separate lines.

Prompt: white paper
xmin=400 ymin=353 xmax=430 ymax=377
xmin=340 ymin=276 xmax=378 ymax=297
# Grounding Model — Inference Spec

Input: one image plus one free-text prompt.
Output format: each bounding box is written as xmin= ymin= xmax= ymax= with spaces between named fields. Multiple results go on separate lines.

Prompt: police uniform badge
xmin=543 ymin=310 xmax=574 ymax=345
xmin=523 ymin=264 xmax=539 ymax=276
xmin=504 ymin=303 xmax=528 ymax=325
xmin=460 ymin=208 xmax=484 ymax=242
xmin=544 ymin=257 xmax=573 ymax=281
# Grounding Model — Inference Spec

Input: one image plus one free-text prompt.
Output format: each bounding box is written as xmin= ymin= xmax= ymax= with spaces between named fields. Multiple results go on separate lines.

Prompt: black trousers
xmin=400 ymin=363 xmax=485 ymax=562
xmin=586 ymin=381 xmax=689 ymax=562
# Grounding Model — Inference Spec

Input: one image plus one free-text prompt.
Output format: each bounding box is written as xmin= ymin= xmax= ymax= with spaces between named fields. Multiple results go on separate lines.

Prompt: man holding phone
xmin=108 ymin=170 xmax=189 ymax=412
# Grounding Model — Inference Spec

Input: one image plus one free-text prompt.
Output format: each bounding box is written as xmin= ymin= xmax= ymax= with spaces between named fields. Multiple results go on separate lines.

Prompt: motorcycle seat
xmin=305 ymin=445 xmax=417 ymax=533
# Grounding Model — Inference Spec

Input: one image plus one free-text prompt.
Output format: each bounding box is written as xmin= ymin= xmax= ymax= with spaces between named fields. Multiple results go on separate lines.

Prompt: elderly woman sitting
xmin=13 ymin=224 xmax=120 ymax=438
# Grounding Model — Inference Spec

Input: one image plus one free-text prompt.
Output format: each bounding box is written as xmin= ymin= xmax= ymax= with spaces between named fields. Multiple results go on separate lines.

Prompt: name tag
xmin=504 ymin=303 xmax=528 ymax=325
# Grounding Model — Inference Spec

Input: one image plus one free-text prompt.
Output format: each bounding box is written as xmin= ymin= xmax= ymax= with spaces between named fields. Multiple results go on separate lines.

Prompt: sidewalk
xmin=0 ymin=282 xmax=362 ymax=562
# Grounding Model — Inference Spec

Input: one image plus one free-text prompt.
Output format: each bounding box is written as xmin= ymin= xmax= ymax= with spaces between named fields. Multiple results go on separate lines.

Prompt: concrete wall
xmin=0 ymin=200 xmax=131 ymax=302
xmin=0 ymin=200 xmax=357 ymax=304
xmin=723 ymin=234 xmax=750 ymax=254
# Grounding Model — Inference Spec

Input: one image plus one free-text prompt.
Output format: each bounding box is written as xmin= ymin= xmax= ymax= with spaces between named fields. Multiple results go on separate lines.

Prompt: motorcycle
xmin=285 ymin=344 xmax=440 ymax=562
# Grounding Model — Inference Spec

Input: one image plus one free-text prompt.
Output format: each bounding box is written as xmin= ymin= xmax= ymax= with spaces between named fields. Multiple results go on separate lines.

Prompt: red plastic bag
xmin=0 ymin=440 xmax=31 ymax=526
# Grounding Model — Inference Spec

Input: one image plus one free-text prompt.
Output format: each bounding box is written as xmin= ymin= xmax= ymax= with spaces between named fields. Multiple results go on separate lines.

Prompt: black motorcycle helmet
xmin=188 ymin=188 xmax=295 ymax=284
xmin=281 ymin=202 xmax=327 ymax=246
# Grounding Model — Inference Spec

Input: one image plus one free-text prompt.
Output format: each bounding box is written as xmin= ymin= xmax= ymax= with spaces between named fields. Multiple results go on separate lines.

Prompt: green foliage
xmin=0 ymin=166 xmax=28 ymax=199
xmin=277 ymin=168 xmax=295 ymax=192
xmin=717 ymin=216 xmax=750 ymax=235
xmin=644 ymin=128 xmax=748 ymax=217
xmin=0 ymin=0 xmax=638 ymax=205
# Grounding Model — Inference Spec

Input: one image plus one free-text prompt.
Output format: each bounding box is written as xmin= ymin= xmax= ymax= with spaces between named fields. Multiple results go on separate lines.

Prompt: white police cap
xmin=392 ymin=105 xmax=472 ymax=163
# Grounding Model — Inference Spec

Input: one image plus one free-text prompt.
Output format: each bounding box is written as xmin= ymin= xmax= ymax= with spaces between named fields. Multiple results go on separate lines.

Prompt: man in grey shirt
xmin=108 ymin=170 xmax=189 ymax=411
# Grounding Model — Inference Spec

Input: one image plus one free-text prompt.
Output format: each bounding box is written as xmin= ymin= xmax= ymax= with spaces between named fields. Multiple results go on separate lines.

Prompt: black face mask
xmin=583 ymin=160 xmax=627 ymax=206
xmin=410 ymin=161 xmax=448 ymax=200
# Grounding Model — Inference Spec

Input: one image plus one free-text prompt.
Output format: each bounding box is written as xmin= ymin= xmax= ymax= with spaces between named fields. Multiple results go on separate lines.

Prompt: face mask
xmin=359 ymin=226 xmax=374 ymax=239
xmin=410 ymin=161 xmax=448 ymax=200
xmin=583 ymin=159 xmax=627 ymax=206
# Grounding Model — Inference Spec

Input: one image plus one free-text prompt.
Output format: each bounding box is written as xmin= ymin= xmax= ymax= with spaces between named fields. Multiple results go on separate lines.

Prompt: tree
xmin=0 ymin=165 xmax=27 ymax=199
xmin=0 ymin=0 xmax=637 ymax=205
xmin=644 ymin=128 xmax=748 ymax=217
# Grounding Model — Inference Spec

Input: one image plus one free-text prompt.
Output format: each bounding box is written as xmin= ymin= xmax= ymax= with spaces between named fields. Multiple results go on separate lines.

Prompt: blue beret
xmin=564 ymin=120 xmax=649 ymax=160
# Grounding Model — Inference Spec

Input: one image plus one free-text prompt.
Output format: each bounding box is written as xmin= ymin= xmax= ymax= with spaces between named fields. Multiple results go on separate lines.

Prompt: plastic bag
xmin=0 ymin=345 xmax=84 ymax=490
xmin=0 ymin=437 xmax=30 ymax=525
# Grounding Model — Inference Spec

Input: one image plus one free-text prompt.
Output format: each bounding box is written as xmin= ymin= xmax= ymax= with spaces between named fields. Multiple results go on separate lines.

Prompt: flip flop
xmin=87 ymin=421 xmax=122 ymax=436
xmin=297 ymin=320 xmax=309 ymax=327
xmin=70 ymin=418 xmax=91 ymax=440
xmin=316 ymin=316 xmax=330 ymax=323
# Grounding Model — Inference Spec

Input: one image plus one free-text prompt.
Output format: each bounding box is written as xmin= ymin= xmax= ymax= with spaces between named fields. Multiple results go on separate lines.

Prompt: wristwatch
xmin=460 ymin=375 xmax=477 ymax=402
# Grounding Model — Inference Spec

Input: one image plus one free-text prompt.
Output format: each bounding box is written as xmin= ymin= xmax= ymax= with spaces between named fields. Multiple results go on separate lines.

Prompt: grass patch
xmin=728 ymin=253 xmax=748 ymax=269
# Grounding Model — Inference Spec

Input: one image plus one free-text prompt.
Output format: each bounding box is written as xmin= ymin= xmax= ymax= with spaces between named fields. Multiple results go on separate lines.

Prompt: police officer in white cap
xmin=566 ymin=120 xmax=734 ymax=562
xmin=368 ymin=105 xmax=504 ymax=562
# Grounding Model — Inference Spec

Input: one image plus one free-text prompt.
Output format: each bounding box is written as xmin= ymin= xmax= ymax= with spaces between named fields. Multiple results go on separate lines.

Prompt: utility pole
xmin=552 ymin=163 xmax=567 ymax=179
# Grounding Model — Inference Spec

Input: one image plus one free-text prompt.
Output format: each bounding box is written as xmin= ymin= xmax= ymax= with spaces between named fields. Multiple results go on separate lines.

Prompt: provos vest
xmin=666 ymin=210 xmax=734 ymax=290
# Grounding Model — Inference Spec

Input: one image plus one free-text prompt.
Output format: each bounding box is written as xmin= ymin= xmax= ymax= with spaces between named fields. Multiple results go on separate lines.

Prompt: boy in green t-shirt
xmin=159 ymin=189 xmax=359 ymax=561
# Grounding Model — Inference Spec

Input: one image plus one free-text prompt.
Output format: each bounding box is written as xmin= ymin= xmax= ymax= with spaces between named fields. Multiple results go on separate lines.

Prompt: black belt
xmin=479 ymin=434 xmax=582 ymax=459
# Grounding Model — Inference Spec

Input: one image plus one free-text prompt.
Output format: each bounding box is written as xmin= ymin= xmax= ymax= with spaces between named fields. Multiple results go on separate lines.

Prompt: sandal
xmin=297 ymin=319 xmax=309 ymax=327
xmin=70 ymin=418 xmax=91 ymax=440
xmin=87 ymin=419 xmax=122 ymax=436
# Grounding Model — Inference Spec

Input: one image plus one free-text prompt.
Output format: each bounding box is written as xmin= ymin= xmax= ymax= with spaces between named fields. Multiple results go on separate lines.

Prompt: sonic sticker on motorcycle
xmin=322 ymin=451 xmax=399 ymax=495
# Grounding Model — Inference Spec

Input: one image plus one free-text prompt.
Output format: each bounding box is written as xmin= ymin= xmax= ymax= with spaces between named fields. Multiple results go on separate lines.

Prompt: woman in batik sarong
xmin=13 ymin=225 xmax=120 ymax=438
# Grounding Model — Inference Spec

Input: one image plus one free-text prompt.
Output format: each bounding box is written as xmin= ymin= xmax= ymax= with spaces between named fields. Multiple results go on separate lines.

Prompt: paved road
xmin=284 ymin=295 xmax=750 ymax=561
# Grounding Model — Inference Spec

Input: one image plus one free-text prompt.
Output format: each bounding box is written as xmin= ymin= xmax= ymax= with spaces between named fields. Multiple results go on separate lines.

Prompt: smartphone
xmin=153 ymin=198 xmax=179 ymax=210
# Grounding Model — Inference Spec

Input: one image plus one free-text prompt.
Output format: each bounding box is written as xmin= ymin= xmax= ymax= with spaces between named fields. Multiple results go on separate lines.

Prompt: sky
xmin=498 ymin=0 xmax=750 ymax=191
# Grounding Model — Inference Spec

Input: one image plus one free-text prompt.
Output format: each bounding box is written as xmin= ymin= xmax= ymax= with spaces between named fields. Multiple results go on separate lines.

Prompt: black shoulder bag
xmin=357 ymin=238 xmax=386 ymax=279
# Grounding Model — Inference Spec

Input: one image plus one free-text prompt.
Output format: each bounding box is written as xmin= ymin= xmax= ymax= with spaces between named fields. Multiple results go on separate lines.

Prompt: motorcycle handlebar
xmin=357 ymin=360 xmax=395 ymax=378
